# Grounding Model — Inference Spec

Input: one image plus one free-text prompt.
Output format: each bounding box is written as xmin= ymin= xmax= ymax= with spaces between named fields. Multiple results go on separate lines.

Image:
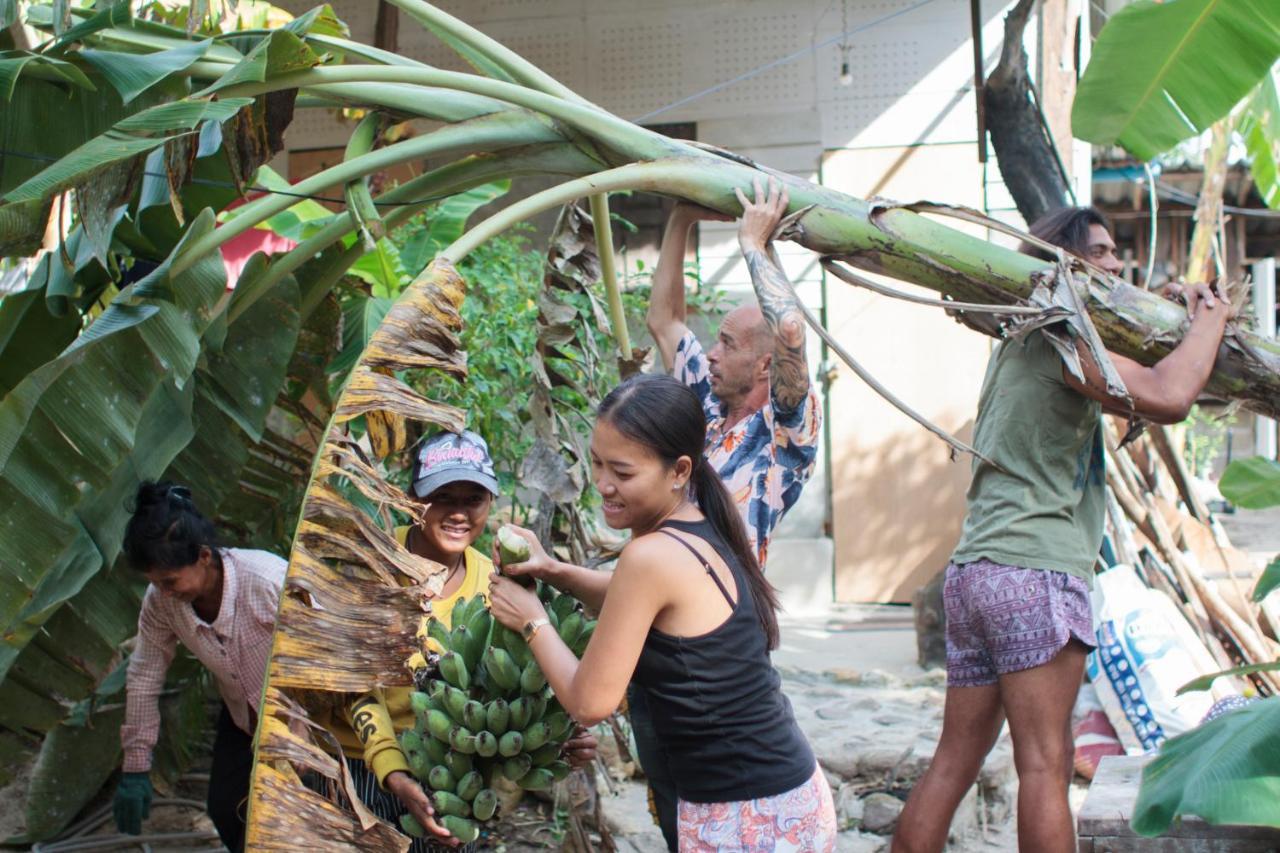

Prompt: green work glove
xmin=113 ymin=772 xmax=152 ymax=835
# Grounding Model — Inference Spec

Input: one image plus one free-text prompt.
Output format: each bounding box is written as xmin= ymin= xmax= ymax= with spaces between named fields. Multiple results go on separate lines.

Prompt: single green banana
xmin=428 ymin=764 xmax=456 ymax=791
xmin=444 ymin=750 xmax=473 ymax=780
xmin=400 ymin=813 xmax=426 ymax=838
xmin=422 ymin=727 xmax=448 ymax=758
xmin=441 ymin=815 xmax=478 ymax=843
xmin=519 ymin=661 xmax=547 ymax=694
xmin=462 ymin=700 xmax=487 ymax=733
xmin=527 ymin=694 xmax=548 ymax=724
xmin=432 ymin=790 xmax=471 ymax=818
xmin=422 ymin=732 xmax=449 ymax=765
xmin=426 ymin=617 xmax=451 ymax=653
xmin=471 ymin=788 xmax=498 ymax=821
xmin=551 ymin=592 xmax=578 ymax=623
xmin=522 ymin=721 xmax=551 ymax=752
xmin=426 ymin=709 xmax=453 ymax=743
xmin=518 ymin=768 xmax=555 ymax=791
xmin=508 ymin=697 xmax=531 ymax=730
xmin=443 ymin=685 xmax=469 ymax=725
xmin=498 ymin=730 xmax=524 ymax=757
xmin=546 ymin=759 xmax=572 ymax=781
xmin=483 ymin=647 xmax=521 ymax=692
xmin=465 ymin=607 xmax=492 ymax=661
xmin=529 ymin=742 xmax=560 ymax=767
xmin=409 ymin=691 xmax=431 ymax=717
xmin=474 ymin=730 xmax=499 ymax=758
xmin=449 ymin=726 xmax=478 ymax=755
xmin=439 ymin=651 xmax=470 ymax=691
xmin=557 ymin=611 xmax=584 ymax=647
xmin=455 ymin=769 xmax=484 ymax=802
xmin=502 ymin=753 xmax=533 ymax=782
xmin=571 ymin=621 xmax=596 ymax=657
xmin=496 ymin=525 xmax=531 ymax=567
xmin=450 ymin=624 xmax=473 ymax=663
xmin=485 ymin=699 xmax=511 ymax=735
xmin=543 ymin=711 xmax=573 ymax=742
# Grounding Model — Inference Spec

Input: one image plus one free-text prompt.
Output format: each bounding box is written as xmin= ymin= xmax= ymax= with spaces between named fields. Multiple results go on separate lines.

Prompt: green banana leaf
xmin=398 ymin=180 xmax=511 ymax=276
xmin=1219 ymin=456 xmax=1280 ymax=509
xmin=199 ymin=29 xmax=322 ymax=96
xmin=2 ymin=97 xmax=251 ymax=204
xmin=1254 ymin=555 xmax=1280 ymax=603
xmin=1133 ymin=697 xmax=1280 ymax=834
xmin=1241 ymin=68 xmax=1280 ymax=209
xmin=79 ymin=37 xmax=213 ymax=104
xmin=0 ymin=288 xmax=82 ymax=397
xmin=0 ymin=210 xmax=225 ymax=685
xmin=1073 ymin=0 xmax=1280 ymax=160
xmin=1178 ymin=660 xmax=1280 ymax=694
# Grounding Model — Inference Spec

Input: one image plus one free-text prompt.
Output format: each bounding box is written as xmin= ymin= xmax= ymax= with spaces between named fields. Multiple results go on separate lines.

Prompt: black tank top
xmin=631 ymin=518 xmax=815 ymax=803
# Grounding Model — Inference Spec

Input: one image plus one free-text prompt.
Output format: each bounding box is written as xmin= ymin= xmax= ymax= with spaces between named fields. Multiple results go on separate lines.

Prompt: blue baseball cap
xmin=411 ymin=430 xmax=499 ymax=499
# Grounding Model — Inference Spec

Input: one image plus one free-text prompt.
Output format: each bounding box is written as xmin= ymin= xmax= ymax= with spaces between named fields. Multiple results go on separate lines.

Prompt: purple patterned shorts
xmin=944 ymin=559 xmax=1095 ymax=687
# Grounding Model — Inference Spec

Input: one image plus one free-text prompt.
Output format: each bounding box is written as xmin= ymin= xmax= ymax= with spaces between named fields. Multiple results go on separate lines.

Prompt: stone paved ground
xmin=596 ymin=604 xmax=1091 ymax=852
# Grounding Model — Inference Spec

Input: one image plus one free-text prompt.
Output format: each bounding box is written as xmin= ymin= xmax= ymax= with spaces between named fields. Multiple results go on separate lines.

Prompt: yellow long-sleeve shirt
xmin=322 ymin=536 xmax=493 ymax=785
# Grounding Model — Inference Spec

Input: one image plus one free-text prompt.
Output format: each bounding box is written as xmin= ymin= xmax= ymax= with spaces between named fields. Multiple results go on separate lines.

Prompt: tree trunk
xmin=984 ymin=0 xmax=1072 ymax=224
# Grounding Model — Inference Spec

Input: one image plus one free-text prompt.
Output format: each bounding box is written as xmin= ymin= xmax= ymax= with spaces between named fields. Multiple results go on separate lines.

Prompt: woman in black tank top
xmin=489 ymin=374 xmax=835 ymax=851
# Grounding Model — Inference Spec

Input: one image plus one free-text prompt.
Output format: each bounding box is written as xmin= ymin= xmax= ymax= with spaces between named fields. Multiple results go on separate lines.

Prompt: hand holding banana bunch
xmin=397 ymin=580 xmax=596 ymax=843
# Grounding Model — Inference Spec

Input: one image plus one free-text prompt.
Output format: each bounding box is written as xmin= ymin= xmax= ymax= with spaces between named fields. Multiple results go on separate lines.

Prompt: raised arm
xmin=488 ymin=537 xmax=671 ymax=726
xmin=1065 ymin=282 xmax=1231 ymax=424
xmin=647 ymin=203 xmax=731 ymax=370
xmin=735 ymin=178 xmax=811 ymax=412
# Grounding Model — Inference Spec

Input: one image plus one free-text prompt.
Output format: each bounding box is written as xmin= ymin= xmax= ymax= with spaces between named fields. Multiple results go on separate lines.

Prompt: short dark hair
xmin=1022 ymin=206 xmax=1113 ymax=261
xmin=122 ymin=481 xmax=218 ymax=572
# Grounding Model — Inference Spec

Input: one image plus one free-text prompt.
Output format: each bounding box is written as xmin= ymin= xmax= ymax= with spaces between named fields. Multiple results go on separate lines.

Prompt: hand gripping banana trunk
xmin=397 ymin=587 xmax=595 ymax=843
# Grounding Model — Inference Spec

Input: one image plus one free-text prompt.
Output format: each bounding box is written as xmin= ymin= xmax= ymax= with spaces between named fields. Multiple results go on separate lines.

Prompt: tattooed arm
xmin=735 ymin=178 xmax=811 ymax=412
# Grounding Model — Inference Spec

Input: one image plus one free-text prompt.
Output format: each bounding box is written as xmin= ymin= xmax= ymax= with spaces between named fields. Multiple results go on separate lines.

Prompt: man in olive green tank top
xmin=894 ymin=207 xmax=1231 ymax=853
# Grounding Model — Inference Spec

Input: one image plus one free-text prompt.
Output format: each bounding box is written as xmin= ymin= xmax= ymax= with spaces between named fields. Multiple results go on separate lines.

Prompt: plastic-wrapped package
xmin=1085 ymin=565 xmax=1232 ymax=751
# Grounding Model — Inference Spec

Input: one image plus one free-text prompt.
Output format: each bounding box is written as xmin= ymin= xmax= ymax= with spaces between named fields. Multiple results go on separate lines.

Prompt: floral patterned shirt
xmin=672 ymin=331 xmax=821 ymax=566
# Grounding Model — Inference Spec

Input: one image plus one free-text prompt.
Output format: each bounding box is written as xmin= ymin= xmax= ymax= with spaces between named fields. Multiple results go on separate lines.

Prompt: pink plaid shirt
xmin=121 ymin=548 xmax=285 ymax=772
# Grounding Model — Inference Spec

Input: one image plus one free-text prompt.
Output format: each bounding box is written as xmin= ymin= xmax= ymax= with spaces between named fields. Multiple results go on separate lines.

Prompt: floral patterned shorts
xmin=945 ymin=559 xmax=1095 ymax=687
xmin=676 ymin=764 xmax=836 ymax=852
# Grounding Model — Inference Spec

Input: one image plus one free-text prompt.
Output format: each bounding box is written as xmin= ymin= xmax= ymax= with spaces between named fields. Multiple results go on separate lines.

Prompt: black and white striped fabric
xmin=345 ymin=757 xmax=480 ymax=853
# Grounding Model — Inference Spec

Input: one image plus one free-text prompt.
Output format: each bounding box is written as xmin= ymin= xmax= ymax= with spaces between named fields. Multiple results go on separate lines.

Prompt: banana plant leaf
xmin=0 ymin=288 xmax=82 ymax=397
xmin=1241 ymin=68 xmax=1280 ymax=209
xmin=1219 ymin=456 xmax=1280 ymax=510
xmin=1132 ymin=696 xmax=1280 ymax=835
xmin=79 ymin=37 xmax=213 ymax=104
xmin=1254 ymin=555 xmax=1280 ymax=603
xmin=1178 ymin=660 xmax=1280 ymax=695
xmin=0 ymin=210 xmax=224 ymax=686
xmin=1072 ymin=0 xmax=1280 ymax=160
xmin=1 ymin=97 xmax=251 ymax=204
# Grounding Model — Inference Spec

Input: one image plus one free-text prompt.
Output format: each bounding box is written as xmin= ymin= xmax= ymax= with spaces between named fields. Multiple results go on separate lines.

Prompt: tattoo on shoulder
xmin=743 ymin=249 xmax=810 ymax=411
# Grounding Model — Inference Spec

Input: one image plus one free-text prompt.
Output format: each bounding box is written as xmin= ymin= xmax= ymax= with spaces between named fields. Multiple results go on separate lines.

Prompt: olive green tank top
xmin=951 ymin=330 xmax=1104 ymax=585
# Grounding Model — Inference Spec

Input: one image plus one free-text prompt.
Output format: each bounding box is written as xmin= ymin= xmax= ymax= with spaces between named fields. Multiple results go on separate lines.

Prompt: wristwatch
xmin=522 ymin=618 xmax=551 ymax=643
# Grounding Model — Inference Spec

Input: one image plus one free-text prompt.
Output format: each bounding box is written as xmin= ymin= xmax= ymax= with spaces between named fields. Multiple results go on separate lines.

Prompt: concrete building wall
xmin=277 ymin=0 xmax=1090 ymax=604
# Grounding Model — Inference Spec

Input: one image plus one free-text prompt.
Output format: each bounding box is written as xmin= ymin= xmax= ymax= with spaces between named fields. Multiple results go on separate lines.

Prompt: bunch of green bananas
xmin=397 ymin=587 xmax=596 ymax=843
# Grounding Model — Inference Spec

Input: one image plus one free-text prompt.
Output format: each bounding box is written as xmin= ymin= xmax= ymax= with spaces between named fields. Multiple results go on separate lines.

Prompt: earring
xmin=672 ymin=483 xmax=683 ymax=491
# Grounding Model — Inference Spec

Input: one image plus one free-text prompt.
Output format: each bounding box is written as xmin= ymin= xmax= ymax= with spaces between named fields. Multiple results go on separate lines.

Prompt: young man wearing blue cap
xmin=323 ymin=430 xmax=595 ymax=850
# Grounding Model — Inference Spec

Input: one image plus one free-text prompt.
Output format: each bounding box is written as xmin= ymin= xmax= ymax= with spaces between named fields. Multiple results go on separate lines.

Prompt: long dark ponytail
xmin=123 ymin=481 xmax=219 ymax=572
xmin=598 ymin=374 xmax=781 ymax=649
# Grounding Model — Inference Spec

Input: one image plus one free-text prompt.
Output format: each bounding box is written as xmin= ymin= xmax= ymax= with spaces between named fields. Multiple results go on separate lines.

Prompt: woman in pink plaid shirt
xmin=114 ymin=482 xmax=286 ymax=852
